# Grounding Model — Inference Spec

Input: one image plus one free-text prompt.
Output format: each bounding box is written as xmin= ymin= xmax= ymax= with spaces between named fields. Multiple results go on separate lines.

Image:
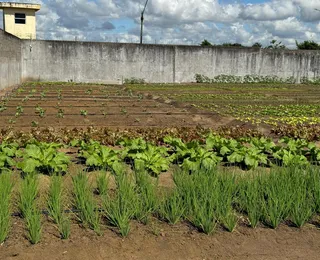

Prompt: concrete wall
xmin=175 ymin=47 xmax=320 ymax=82
xmin=0 ymin=29 xmax=21 ymax=90
xmin=21 ymin=40 xmax=175 ymax=83
xmin=21 ymin=40 xmax=320 ymax=83
xmin=1 ymin=32 xmax=320 ymax=87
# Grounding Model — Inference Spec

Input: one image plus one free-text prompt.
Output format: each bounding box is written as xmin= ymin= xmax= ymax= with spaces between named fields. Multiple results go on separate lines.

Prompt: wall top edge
xmin=20 ymin=39 xmax=320 ymax=54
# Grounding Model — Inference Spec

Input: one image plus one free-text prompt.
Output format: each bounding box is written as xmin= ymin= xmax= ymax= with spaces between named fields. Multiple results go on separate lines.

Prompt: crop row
xmin=195 ymin=73 xmax=320 ymax=84
xmin=1 ymin=165 xmax=320 ymax=244
xmin=0 ymin=134 xmax=319 ymax=177
xmin=272 ymin=124 xmax=320 ymax=141
xmin=191 ymin=103 xmax=320 ymax=126
xmin=158 ymin=93 xmax=269 ymax=101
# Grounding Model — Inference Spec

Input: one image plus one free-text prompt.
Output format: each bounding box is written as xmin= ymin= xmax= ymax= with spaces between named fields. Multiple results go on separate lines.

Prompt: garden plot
xmin=127 ymin=83 xmax=320 ymax=127
xmin=1 ymin=81 xmax=320 ymax=260
xmin=0 ymin=83 xmax=224 ymax=130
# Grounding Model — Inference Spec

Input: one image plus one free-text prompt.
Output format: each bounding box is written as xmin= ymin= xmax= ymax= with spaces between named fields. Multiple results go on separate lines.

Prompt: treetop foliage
xmin=200 ymin=39 xmax=320 ymax=50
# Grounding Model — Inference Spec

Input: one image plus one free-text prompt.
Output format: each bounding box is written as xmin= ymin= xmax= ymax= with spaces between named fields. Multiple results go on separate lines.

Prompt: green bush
xmin=124 ymin=77 xmax=146 ymax=84
xmin=296 ymin=40 xmax=320 ymax=50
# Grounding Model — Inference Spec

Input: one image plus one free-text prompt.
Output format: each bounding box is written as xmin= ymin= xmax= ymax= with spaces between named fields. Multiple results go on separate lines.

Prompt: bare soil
xmin=2 ymin=168 xmax=320 ymax=260
xmin=0 ymin=84 xmax=233 ymax=130
xmin=1 ymin=220 xmax=320 ymax=260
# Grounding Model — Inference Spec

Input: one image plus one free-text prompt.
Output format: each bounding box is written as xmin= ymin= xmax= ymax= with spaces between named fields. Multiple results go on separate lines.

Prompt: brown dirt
xmin=0 ymin=84 xmax=228 ymax=130
xmin=3 ymin=169 xmax=320 ymax=260
xmin=1 ymin=220 xmax=320 ymax=260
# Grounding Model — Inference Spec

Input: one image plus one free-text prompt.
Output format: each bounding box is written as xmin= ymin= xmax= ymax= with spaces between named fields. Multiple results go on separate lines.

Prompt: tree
xmin=296 ymin=40 xmax=320 ymax=50
xmin=201 ymin=39 xmax=212 ymax=46
xmin=252 ymin=42 xmax=262 ymax=48
xmin=266 ymin=40 xmax=286 ymax=50
xmin=222 ymin=43 xmax=243 ymax=47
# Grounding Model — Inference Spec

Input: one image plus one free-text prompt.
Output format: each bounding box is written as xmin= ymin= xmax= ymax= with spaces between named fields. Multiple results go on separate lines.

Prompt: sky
xmin=1 ymin=0 xmax=320 ymax=48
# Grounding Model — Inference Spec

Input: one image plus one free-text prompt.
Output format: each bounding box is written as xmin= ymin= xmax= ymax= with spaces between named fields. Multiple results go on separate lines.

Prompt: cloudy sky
xmin=1 ymin=0 xmax=320 ymax=48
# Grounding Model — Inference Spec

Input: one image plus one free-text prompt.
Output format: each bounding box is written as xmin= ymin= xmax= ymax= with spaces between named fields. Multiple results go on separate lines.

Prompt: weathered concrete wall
xmin=174 ymin=46 xmax=320 ymax=82
xmin=21 ymin=40 xmax=175 ymax=83
xmin=0 ymin=37 xmax=319 ymax=86
xmin=0 ymin=29 xmax=21 ymax=90
xmin=21 ymin=40 xmax=320 ymax=83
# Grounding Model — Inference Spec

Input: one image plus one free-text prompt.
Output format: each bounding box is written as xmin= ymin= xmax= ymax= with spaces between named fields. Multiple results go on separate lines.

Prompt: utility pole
xmin=140 ymin=0 xmax=149 ymax=44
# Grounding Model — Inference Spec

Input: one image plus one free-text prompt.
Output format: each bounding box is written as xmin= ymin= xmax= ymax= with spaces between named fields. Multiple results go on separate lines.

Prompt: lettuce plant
xmin=78 ymin=141 xmax=120 ymax=171
xmin=17 ymin=142 xmax=70 ymax=174
xmin=134 ymin=144 xmax=170 ymax=176
xmin=0 ymin=142 xmax=19 ymax=169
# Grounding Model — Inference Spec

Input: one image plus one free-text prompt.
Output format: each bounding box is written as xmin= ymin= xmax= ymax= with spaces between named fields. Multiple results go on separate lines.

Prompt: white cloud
xmin=259 ymin=17 xmax=307 ymax=38
xmin=239 ymin=1 xmax=298 ymax=21
xmin=1 ymin=0 xmax=320 ymax=48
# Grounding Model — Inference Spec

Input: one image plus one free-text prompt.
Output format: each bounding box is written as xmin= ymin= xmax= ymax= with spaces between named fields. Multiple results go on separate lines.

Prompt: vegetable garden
xmin=1 ymin=81 xmax=320 ymax=259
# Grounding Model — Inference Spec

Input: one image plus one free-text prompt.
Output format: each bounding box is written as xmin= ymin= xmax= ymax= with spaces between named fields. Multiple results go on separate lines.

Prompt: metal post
xmin=140 ymin=13 xmax=144 ymax=44
xmin=140 ymin=0 xmax=149 ymax=44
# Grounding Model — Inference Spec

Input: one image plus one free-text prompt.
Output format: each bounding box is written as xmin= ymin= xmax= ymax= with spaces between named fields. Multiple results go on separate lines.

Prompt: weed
xmin=150 ymin=222 xmax=161 ymax=236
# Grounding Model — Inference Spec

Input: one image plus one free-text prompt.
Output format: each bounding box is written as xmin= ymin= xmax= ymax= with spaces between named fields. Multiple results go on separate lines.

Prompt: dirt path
xmin=1 ymin=220 xmax=320 ymax=260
